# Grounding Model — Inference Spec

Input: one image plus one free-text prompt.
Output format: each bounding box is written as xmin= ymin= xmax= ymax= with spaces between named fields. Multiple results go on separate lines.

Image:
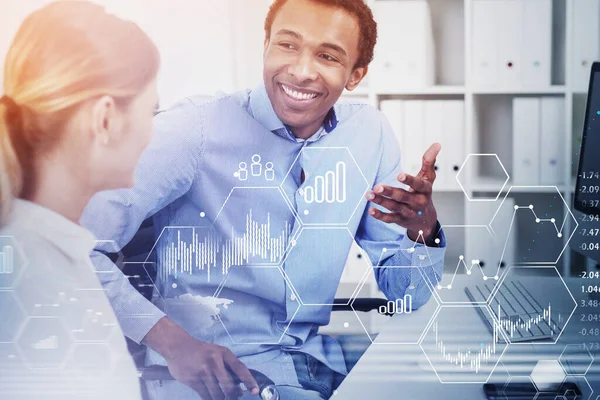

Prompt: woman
xmin=0 ymin=1 xmax=160 ymax=398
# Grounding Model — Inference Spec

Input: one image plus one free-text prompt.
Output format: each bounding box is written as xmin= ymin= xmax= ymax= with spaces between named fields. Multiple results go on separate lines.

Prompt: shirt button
xmin=290 ymin=293 xmax=297 ymax=301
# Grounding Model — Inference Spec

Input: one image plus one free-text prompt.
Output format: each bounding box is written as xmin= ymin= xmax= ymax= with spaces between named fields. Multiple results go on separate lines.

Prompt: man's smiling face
xmin=263 ymin=0 xmax=367 ymax=139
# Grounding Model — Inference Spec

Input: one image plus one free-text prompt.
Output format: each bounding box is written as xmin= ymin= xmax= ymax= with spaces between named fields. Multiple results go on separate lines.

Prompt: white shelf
xmin=471 ymin=86 xmax=567 ymax=94
xmin=376 ymin=85 xmax=466 ymax=96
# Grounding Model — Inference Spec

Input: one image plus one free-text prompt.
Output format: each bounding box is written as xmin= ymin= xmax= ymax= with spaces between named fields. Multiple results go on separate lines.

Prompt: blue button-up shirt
xmin=80 ymin=83 xmax=446 ymax=392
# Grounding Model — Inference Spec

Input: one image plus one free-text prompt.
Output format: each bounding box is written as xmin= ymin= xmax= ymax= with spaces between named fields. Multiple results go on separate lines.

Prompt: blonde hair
xmin=0 ymin=0 xmax=160 ymax=224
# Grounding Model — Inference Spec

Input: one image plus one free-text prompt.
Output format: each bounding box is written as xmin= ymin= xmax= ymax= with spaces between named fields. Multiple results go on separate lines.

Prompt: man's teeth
xmin=282 ymin=85 xmax=318 ymax=100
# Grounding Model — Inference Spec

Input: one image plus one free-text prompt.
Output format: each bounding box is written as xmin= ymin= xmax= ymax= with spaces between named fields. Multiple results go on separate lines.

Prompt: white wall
xmin=0 ymin=0 xmax=272 ymax=109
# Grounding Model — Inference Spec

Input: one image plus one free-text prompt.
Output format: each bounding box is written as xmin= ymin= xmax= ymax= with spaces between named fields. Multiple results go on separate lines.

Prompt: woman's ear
xmin=90 ymin=96 xmax=118 ymax=145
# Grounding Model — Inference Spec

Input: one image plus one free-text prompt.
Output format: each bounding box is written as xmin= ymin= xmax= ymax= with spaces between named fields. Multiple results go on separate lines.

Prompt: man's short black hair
xmin=264 ymin=0 xmax=378 ymax=69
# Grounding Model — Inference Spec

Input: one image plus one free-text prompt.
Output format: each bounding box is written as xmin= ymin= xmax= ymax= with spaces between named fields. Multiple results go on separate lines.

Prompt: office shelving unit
xmin=339 ymin=0 xmax=593 ymax=292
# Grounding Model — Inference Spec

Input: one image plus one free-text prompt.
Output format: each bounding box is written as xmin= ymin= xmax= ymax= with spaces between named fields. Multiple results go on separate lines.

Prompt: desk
xmin=334 ymin=270 xmax=600 ymax=399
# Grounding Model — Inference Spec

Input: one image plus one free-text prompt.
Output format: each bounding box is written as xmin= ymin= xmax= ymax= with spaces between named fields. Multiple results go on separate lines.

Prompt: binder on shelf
xmin=572 ymin=0 xmax=600 ymax=92
xmin=472 ymin=0 xmax=552 ymax=88
xmin=440 ymin=100 xmax=465 ymax=190
xmin=371 ymin=0 xmax=435 ymax=91
xmin=540 ymin=97 xmax=565 ymax=185
xmin=424 ymin=101 xmax=446 ymax=186
xmin=512 ymin=98 xmax=541 ymax=184
xmin=402 ymin=101 xmax=428 ymax=176
xmin=521 ymin=0 xmax=552 ymax=88
xmin=466 ymin=197 xmax=516 ymax=273
xmin=423 ymin=100 xmax=465 ymax=189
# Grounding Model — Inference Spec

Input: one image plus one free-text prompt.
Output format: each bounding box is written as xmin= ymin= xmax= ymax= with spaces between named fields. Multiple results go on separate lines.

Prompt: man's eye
xmin=320 ymin=54 xmax=338 ymax=63
xmin=279 ymin=43 xmax=296 ymax=50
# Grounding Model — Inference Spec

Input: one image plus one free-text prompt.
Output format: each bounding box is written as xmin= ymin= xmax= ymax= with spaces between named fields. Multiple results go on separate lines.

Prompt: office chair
xmin=105 ymin=217 xmax=391 ymax=399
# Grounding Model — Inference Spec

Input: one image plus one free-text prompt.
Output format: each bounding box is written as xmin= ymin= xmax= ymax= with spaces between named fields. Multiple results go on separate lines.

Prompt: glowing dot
xmin=418 ymin=211 xmax=423 ymax=215
xmin=472 ymin=259 xmax=478 ymax=265
xmin=344 ymin=322 xmax=349 ymax=328
xmin=536 ymin=218 xmax=540 ymax=223
xmin=483 ymin=276 xmax=489 ymax=281
xmin=597 ymin=110 xmax=600 ymax=115
xmin=333 ymin=391 xmax=338 ymax=396
xmin=437 ymin=284 xmax=442 ymax=289
xmin=382 ymin=248 xmax=387 ymax=253
xmin=233 ymin=172 xmax=239 ymax=178
xmin=514 ymin=205 xmax=519 ymax=210
xmin=494 ymin=276 xmax=499 ymax=280
xmin=409 ymin=285 xmax=415 ymax=290
xmin=480 ymin=343 xmax=485 ymax=347
xmin=408 ymin=248 xmax=415 ymax=253
xmin=434 ymin=238 xmax=440 ymax=244
xmin=200 ymin=212 xmax=206 ymax=218
xmin=304 ymin=210 xmax=309 ymax=215
xmin=418 ymin=255 xmax=426 ymax=261
xmin=172 ymin=283 xmax=177 ymax=289
xmin=550 ymin=218 xmax=555 ymax=223
xmin=459 ymin=255 xmax=464 ymax=260
xmin=558 ymin=233 xmax=563 ymax=238
xmin=448 ymin=285 xmax=452 ymax=289
xmin=529 ymin=205 xmax=534 ymax=209
xmin=291 ymin=239 xmax=297 ymax=246
xmin=467 ymin=271 xmax=472 ymax=275
xmin=419 ymin=230 xmax=423 ymax=235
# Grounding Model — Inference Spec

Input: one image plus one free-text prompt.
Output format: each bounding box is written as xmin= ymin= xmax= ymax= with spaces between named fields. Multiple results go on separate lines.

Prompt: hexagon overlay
xmin=281 ymin=147 xmax=369 ymax=225
xmin=488 ymin=266 xmax=576 ymax=345
xmin=490 ymin=187 xmax=577 ymax=265
xmin=503 ymin=376 xmax=538 ymax=400
xmin=420 ymin=305 xmax=508 ymax=384
xmin=16 ymin=316 xmax=73 ymax=369
xmin=456 ymin=154 xmax=509 ymax=202
xmin=0 ymin=291 xmax=26 ymax=343
xmin=213 ymin=265 xmax=299 ymax=345
xmin=430 ymin=224 xmax=508 ymax=304
xmin=353 ymin=265 xmax=439 ymax=345
xmin=530 ymin=360 xmax=566 ymax=392
xmin=560 ymin=375 xmax=594 ymax=400
xmin=559 ymin=344 xmax=595 ymax=376
xmin=0 ymin=235 xmax=28 ymax=289
xmin=281 ymin=227 xmax=371 ymax=306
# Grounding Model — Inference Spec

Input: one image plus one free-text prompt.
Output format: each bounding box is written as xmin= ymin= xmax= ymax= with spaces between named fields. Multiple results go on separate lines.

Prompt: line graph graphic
xmin=154 ymin=210 xmax=292 ymax=283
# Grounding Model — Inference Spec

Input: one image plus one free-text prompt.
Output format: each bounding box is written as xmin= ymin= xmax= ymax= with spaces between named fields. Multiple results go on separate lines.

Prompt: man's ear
xmin=345 ymin=66 xmax=368 ymax=91
xmin=263 ymin=37 xmax=270 ymax=57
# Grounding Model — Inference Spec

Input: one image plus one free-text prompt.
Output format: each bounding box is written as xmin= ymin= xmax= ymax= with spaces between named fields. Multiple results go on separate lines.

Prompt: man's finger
xmin=225 ymin=353 xmax=260 ymax=396
xmin=204 ymin=374 xmax=226 ymax=400
xmin=191 ymin=381 xmax=213 ymax=400
xmin=370 ymin=185 xmax=411 ymax=204
xmin=399 ymin=173 xmax=432 ymax=194
xmin=418 ymin=143 xmax=441 ymax=180
xmin=369 ymin=208 xmax=407 ymax=225
xmin=215 ymin=361 xmax=241 ymax=400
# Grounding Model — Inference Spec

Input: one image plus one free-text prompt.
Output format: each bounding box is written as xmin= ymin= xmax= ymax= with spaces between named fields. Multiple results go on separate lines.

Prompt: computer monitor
xmin=572 ymin=62 xmax=600 ymax=264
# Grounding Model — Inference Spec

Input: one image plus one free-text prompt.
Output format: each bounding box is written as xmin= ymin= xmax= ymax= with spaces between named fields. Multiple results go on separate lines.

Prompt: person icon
xmin=265 ymin=162 xmax=275 ymax=181
xmin=251 ymin=154 xmax=262 ymax=177
xmin=235 ymin=162 xmax=248 ymax=181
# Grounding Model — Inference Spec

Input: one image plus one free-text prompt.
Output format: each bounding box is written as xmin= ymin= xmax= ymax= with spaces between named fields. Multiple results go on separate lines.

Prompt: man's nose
xmin=288 ymin=52 xmax=318 ymax=82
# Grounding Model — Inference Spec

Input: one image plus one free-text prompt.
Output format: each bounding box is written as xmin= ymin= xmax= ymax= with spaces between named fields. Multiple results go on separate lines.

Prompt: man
xmin=81 ymin=0 xmax=447 ymax=399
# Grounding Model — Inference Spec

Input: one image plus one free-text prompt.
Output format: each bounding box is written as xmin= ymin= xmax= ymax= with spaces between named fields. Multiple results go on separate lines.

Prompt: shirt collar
xmin=249 ymin=83 xmax=339 ymax=142
xmin=7 ymin=199 xmax=97 ymax=261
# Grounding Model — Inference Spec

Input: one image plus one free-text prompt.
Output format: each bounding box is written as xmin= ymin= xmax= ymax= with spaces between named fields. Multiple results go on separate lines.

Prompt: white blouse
xmin=0 ymin=199 xmax=142 ymax=399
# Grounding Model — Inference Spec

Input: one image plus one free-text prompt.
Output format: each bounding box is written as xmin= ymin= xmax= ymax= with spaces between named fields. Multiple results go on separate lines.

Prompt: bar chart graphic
xmin=302 ymin=161 xmax=347 ymax=204
xmin=0 ymin=245 xmax=13 ymax=274
xmin=155 ymin=210 xmax=291 ymax=283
